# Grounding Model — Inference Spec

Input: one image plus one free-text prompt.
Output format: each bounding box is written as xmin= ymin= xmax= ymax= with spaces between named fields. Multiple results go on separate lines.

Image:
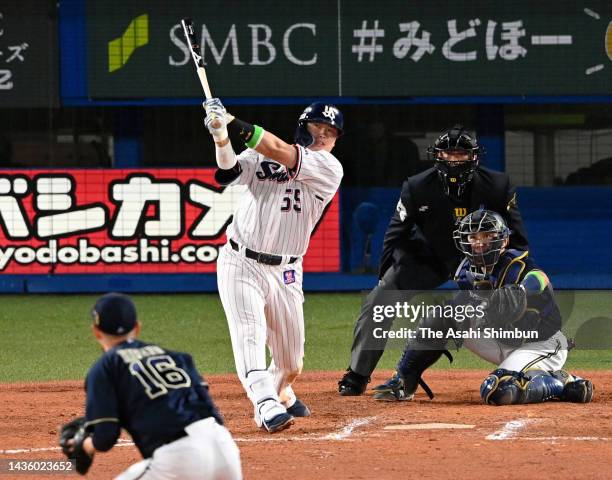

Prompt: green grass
xmin=0 ymin=292 xmax=610 ymax=382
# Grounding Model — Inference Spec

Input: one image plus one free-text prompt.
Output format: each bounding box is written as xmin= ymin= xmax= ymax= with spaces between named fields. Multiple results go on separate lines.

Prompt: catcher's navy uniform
xmin=383 ymin=210 xmax=594 ymax=405
xmin=455 ymin=249 xmax=562 ymax=347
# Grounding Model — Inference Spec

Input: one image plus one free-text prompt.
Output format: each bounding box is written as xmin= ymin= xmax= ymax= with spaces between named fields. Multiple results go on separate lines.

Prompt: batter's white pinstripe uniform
xmin=217 ymin=144 xmax=343 ymax=426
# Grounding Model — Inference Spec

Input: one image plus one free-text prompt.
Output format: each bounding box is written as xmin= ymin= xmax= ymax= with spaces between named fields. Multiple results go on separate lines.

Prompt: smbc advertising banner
xmin=0 ymin=169 xmax=340 ymax=274
xmin=85 ymin=0 xmax=612 ymax=97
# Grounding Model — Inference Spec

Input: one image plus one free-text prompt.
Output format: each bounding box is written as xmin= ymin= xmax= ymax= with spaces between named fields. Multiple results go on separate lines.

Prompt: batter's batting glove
xmin=203 ymin=100 xmax=235 ymax=142
xmin=204 ymin=113 xmax=236 ymax=142
xmin=203 ymin=98 xmax=226 ymax=114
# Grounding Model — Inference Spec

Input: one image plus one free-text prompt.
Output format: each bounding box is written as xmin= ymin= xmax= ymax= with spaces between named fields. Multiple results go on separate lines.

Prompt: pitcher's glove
xmin=59 ymin=417 xmax=93 ymax=475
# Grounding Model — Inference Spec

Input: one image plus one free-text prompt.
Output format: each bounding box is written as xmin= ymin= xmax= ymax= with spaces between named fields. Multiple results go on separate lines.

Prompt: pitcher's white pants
xmin=114 ymin=418 xmax=242 ymax=480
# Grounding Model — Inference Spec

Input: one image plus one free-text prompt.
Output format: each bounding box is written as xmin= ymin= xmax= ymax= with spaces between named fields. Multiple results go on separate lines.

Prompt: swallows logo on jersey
xmin=256 ymin=161 xmax=290 ymax=183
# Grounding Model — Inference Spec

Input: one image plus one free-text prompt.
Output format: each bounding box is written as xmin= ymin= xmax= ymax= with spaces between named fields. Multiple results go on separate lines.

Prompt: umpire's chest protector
xmin=408 ymin=167 xmax=510 ymax=268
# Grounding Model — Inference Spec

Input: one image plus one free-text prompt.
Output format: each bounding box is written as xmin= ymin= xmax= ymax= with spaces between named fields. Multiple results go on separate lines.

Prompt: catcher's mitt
xmin=486 ymin=284 xmax=527 ymax=327
xmin=59 ymin=416 xmax=93 ymax=475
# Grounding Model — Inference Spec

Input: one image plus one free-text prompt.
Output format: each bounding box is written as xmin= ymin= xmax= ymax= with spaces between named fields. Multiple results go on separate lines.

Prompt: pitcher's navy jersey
xmin=84 ymin=339 xmax=223 ymax=458
xmin=455 ymin=249 xmax=562 ymax=344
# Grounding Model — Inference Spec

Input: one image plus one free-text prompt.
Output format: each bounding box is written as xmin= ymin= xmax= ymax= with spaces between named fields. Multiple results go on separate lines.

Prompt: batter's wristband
xmin=245 ymin=125 xmax=264 ymax=149
xmin=228 ymin=118 xmax=264 ymax=148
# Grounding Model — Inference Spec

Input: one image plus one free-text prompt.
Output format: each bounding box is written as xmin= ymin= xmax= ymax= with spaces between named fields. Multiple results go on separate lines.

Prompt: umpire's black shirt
xmin=378 ymin=167 xmax=529 ymax=279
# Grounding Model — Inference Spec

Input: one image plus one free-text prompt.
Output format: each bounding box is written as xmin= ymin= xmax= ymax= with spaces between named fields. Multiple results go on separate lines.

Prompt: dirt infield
xmin=1 ymin=370 xmax=610 ymax=479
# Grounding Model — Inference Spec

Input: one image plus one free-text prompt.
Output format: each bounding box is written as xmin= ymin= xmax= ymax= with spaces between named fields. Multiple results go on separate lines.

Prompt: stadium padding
xmin=1 ymin=187 xmax=610 ymax=293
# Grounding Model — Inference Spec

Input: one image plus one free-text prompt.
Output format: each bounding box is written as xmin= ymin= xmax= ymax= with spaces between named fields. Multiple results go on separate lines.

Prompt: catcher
xmin=374 ymin=209 xmax=594 ymax=405
xmin=59 ymin=293 xmax=242 ymax=479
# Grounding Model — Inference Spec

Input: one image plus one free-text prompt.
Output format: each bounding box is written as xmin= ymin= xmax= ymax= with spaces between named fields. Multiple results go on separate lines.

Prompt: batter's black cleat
xmin=287 ymin=398 xmax=311 ymax=417
xmin=372 ymin=372 xmax=401 ymax=393
xmin=338 ymin=369 xmax=369 ymax=396
xmin=562 ymin=379 xmax=594 ymax=403
xmin=262 ymin=412 xmax=295 ymax=433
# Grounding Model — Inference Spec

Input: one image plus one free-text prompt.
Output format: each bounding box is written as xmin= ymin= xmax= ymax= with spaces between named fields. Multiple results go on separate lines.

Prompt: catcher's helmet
xmin=453 ymin=209 xmax=510 ymax=277
xmin=294 ymin=102 xmax=344 ymax=147
xmin=427 ymin=125 xmax=483 ymax=196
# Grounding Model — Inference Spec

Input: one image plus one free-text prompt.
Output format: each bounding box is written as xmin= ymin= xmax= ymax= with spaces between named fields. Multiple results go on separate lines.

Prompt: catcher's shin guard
xmin=480 ymin=369 xmax=566 ymax=405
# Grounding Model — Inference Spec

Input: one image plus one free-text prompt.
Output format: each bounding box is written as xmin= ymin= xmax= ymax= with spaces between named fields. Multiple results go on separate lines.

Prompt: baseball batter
xmin=58 ymin=293 xmax=242 ymax=479
xmin=376 ymin=210 xmax=594 ymax=405
xmin=203 ymin=99 xmax=344 ymax=432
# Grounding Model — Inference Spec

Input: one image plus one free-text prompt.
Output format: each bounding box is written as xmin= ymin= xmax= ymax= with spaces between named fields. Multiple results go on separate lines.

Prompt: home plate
xmin=384 ymin=423 xmax=475 ymax=431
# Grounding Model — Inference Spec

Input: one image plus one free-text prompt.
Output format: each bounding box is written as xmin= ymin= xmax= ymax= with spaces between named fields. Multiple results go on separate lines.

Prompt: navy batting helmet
xmin=453 ymin=209 xmax=510 ymax=277
xmin=294 ymin=102 xmax=344 ymax=147
xmin=427 ymin=125 xmax=484 ymax=196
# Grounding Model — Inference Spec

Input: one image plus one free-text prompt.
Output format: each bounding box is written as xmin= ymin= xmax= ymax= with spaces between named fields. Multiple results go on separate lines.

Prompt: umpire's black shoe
xmin=338 ymin=369 xmax=369 ymax=396
xmin=287 ymin=398 xmax=311 ymax=417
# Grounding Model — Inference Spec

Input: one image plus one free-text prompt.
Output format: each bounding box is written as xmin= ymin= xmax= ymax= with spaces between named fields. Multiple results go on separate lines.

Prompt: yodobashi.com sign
xmin=0 ymin=169 xmax=340 ymax=274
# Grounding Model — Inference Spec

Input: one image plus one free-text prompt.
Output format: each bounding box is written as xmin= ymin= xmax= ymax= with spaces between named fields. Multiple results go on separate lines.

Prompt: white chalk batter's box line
xmin=484 ymin=418 xmax=610 ymax=442
xmin=1 ymin=417 xmax=609 ymax=454
xmin=0 ymin=417 xmax=377 ymax=453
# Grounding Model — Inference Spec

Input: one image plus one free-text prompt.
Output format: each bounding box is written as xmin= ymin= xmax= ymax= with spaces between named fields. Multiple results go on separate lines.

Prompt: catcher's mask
xmin=294 ymin=102 xmax=344 ymax=148
xmin=428 ymin=125 xmax=483 ymax=196
xmin=453 ymin=209 xmax=510 ymax=278
xmin=92 ymin=292 xmax=137 ymax=335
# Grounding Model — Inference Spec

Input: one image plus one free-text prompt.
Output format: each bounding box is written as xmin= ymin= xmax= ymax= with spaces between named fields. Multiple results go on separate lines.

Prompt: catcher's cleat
xmin=287 ymin=398 xmax=311 ymax=417
xmin=373 ymin=378 xmax=414 ymax=402
xmin=262 ymin=412 xmax=295 ymax=433
xmin=338 ymin=369 xmax=369 ymax=396
xmin=562 ymin=379 xmax=594 ymax=403
xmin=372 ymin=372 xmax=401 ymax=393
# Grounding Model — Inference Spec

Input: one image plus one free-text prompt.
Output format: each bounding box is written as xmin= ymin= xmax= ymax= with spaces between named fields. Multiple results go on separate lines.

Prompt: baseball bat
xmin=181 ymin=18 xmax=221 ymax=128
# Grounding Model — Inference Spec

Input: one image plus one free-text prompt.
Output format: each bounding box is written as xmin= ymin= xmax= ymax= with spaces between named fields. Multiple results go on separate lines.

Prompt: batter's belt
xmin=230 ymin=239 xmax=298 ymax=266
